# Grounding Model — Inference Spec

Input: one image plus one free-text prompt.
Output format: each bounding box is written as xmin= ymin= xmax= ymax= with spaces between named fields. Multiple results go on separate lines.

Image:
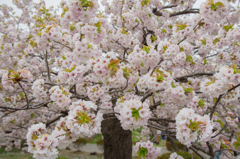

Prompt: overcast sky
xmin=0 ymin=0 xmax=62 ymax=15
xmin=0 ymin=0 xmax=204 ymax=15
xmin=0 ymin=0 xmax=238 ymax=17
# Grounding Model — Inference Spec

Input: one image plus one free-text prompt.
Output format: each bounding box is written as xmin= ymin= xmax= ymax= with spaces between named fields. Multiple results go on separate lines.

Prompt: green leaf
xmin=70 ymin=25 xmax=76 ymax=31
xmin=142 ymin=45 xmax=150 ymax=53
xmin=62 ymin=55 xmax=66 ymax=60
xmin=64 ymin=66 xmax=75 ymax=73
xmin=95 ymin=21 xmax=102 ymax=33
xmin=213 ymin=97 xmax=217 ymax=103
xmin=26 ymin=34 xmax=33 ymax=42
xmin=198 ymin=99 xmax=205 ymax=108
xmin=137 ymin=147 xmax=148 ymax=159
xmin=215 ymin=2 xmax=225 ymax=7
xmin=31 ymin=113 xmax=35 ymax=118
xmin=19 ymin=92 xmax=24 ymax=99
xmin=46 ymin=12 xmax=51 ymax=17
xmin=150 ymin=35 xmax=157 ymax=42
xmin=10 ymin=119 xmax=15 ymax=124
xmin=62 ymin=91 xmax=69 ymax=95
xmin=81 ymin=0 xmax=94 ymax=8
xmin=201 ymin=39 xmax=207 ymax=45
xmin=171 ymin=82 xmax=176 ymax=88
xmin=186 ymin=55 xmax=193 ymax=62
xmin=161 ymin=29 xmax=167 ymax=34
xmin=233 ymin=133 xmax=240 ymax=149
xmin=179 ymin=47 xmax=184 ymax=52
xmin=204 ymin=58 xmax=208 ymax=65
xmin=223 ymin=25 xmax=233 ymax=32
xmin=122 ymin=67 xmax=132 ymax=78
xmin=183 ymin=87 xmax=194 ymax=94
xmin=108 ymin=59 xmax=121 ymax=76
xmin=176 ymin=23 xmax=187 ymax=31
xmin=160 ymin=103 xmax=165 ymax=107
xmin=188 ymin=119 xmax=202 ymax=132
xmin=143 ymin=45 xmax=150 ymax=54
xmin=213 ymin=37 xmax=221 ymax=45
xmin=141 ymin=62 xmax=144 ymax=67
xmin=108 ymin=59 xmax=121 ymax=70
xmin=141 ymin=0 xmax=150 ymax=6
xmin=131 ymin=108 xmax=141 ymax=121
xmin=121 ymin=28 xmax=128 ymax=35
xmin=134 ymin=78 xmax=139 ymax=87
xmin=87 ymin=44 xmax=93 ymax=49
xmin=32 ymin=133 xmax=38 ymax=140
xmin=163 ymin=45 xmax=168 ymax=53
xmin=29 ymin=40 xmax=37 ymax=48
xmin=216 ymin=119 xmax=224 ymax=128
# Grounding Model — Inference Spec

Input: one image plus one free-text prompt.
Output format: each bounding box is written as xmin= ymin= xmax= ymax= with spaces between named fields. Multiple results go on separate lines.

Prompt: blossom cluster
xmin=200 ymin=65 xmax=240 ymax=97
xmin=176 ymin=108 xmax=213 ymax=147
xmin=32 ymin=79 xmax=49 ymax=102
xmin=187 ymin=96 xmax=208 ymax=115
xmin=49 ymin=86 xmax=71 ymax=109
xmin=61 ymin=0 xmax=99 ymax=27
xmin=72 ymin=40 xmax=102 ymax=63
xmin=128 ymin=45 xmax=160 ymax=70
xmin=164 ymin=85 xmax=195 ymax=106
xmin=2 ymin=69 xmax=33 ymax=91
xmin=200 ymin=0 xmax=231 ymax=23
xmin=26 ymin=123 xmax=58 ymax=159
xmin=134 ymin=141 xmax=161 ymax=159
xmin=57 ymin=64 xmax=87 ymax=85
xmin=115 ymin=99 xmax=150 ymax=130
xmin=169 ymin=152 xmax=184 ymax=159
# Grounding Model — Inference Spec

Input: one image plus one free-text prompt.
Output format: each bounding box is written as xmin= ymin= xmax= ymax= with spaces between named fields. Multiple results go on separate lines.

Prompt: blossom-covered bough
xmin=1 ymin=0 xmax=240 ymax=158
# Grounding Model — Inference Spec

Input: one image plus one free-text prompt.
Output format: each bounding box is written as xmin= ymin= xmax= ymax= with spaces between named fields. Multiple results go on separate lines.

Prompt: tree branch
xmin=46 ymin=114 xmax=67 ymax=127
xmin=175 ymin=72 xmax=215 ymax=82
xmin=53 ymin=40 xmax=73 ymax=51
xmin=149 ymin=118 xmax=176 ymax=123
xmin=210 ymin=83 xmax=240 ymax=120
xmin=45 ymin=50 xmax=52 ymax=83
xmin=189 ymin=147 xmax=205 ymax=159
xmin=17 ymin=81 xmax=29 ymax=108
xmin=152 ymin=8 xmax=199 ymax=17
xmin=211 ymin=122 xmax=227 ymax=138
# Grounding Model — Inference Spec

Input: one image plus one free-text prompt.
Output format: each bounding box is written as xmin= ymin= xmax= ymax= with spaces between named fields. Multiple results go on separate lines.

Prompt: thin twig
xmin=53 ymin=40 xmax=73 ymax=51
xmin=17 ymin=81 xmax=29 ymax=108
xmin=45 ymin=50 xmax=52 ymax=83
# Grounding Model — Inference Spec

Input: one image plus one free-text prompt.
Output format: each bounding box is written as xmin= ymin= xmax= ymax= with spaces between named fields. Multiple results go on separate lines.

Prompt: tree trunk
xmin=168 ymin=137 xmax=179 ymax=152
xmin=101 ymin=114 xmax=132 ymax=159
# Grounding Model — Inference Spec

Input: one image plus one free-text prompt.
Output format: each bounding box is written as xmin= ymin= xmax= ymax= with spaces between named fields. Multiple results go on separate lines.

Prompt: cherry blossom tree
xmin=1 ymin=0 xmax=240 ymax=158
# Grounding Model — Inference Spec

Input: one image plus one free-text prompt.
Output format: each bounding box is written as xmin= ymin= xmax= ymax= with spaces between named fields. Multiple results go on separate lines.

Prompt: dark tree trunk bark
xmin=101 ymin=115 xmax=132 ymax=159
xmin=168 ymin=137 xmax=179 ymax=152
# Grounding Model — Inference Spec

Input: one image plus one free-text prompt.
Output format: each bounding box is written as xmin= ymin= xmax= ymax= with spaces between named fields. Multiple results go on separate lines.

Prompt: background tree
xmin=0 ymin=0 xmax=240 ymax=159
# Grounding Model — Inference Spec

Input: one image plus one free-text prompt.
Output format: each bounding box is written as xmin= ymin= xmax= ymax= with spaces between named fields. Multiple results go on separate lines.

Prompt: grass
xmin=0 ymin=149 xmax=104 ymax=159
xmin=87 ymin=134 xmax=103 ymax=144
